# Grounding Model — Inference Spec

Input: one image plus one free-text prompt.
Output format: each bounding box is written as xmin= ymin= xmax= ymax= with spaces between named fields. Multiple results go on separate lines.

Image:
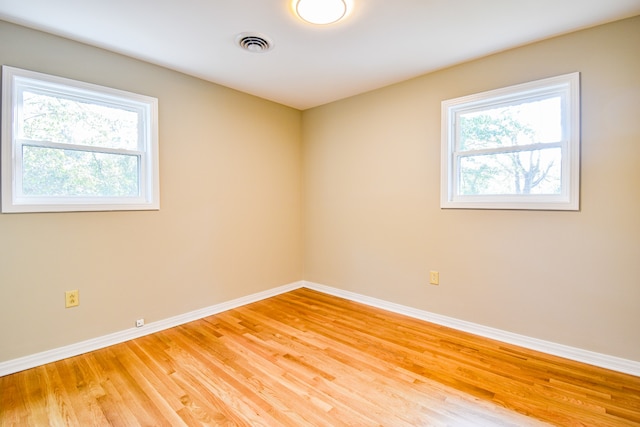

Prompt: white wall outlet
xmin=136 ymin=318 xmax=144 ymax=328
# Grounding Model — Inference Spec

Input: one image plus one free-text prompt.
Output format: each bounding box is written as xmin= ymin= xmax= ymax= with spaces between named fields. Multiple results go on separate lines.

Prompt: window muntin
xmin=2 ymin=66 xmax=159 ymax=213
xmin=441 ymin=73 xmax=580 ymax=210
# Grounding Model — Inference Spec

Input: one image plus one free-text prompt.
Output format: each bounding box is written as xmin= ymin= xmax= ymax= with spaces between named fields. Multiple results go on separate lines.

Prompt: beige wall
xmin=303 ymin=16 xmax=640 ymax=361
xmin=2 ymin=16 xmax=638 ymax=366
xmin=0 ymin=21 xmax=303 ymax=362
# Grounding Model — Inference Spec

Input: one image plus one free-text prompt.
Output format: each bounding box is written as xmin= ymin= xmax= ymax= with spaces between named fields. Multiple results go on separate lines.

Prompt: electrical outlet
xmin=65 ymin=290 xmax=79 ymax=308
xmin=136 ymin=319 xmax=145 ymax=328
xmin=429 ymin=271 xmax=440 ymax=285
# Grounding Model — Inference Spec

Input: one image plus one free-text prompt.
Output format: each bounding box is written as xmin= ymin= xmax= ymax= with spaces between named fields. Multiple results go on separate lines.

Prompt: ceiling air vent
xmin=236 ymin=33 xmax=274 ymax=53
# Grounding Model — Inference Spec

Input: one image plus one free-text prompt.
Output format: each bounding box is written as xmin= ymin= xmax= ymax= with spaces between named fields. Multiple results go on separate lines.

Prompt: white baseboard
xmin=2 ymin=280 xmax=638 ymax=378
xmin=302 ymin=281 xmax=640 ymax=377
xmin=0 ymin=281 xmax=303 ymax=377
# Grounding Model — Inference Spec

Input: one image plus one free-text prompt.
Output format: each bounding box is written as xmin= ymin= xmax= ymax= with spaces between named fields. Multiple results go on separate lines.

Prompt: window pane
xmin=22 ymin=146 xmax=139 ymax=197
xmin=458 ymin=96 xmax=562 ymax=151
xmin=458 ymin=147 xmax=561 ymax=195
xmin=20 ymin=90 xmax=140 ymax=150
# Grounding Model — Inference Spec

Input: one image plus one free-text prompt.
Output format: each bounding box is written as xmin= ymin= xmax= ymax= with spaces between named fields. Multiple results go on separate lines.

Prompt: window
xmin=441 ymin=73 xmax=580 ymax=210
xmin=1 ymin=66 xmax=159 ymax=213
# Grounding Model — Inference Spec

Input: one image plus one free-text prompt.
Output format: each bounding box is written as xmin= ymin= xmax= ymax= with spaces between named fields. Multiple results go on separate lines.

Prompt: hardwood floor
xmin=1 ymin=288 xmax=639 ymax=426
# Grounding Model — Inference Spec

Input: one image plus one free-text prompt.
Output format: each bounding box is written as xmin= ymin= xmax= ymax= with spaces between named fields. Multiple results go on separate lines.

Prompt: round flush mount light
xmin=295 ymin=0 xmax=348 ymax=25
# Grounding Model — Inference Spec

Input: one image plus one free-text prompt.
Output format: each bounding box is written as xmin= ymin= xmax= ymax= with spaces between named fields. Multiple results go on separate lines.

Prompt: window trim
xmin=1 ymin=66 xmax=160 ymax=213
xmin=440 ymin=72 xmax=580 ymax=211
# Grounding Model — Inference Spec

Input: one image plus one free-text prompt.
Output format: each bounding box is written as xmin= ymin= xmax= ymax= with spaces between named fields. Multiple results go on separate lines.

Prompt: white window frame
xmin=1 ymin=66 xmax=159 ymax=213
xmin=441 ymin=72 xmax=580 ymax=210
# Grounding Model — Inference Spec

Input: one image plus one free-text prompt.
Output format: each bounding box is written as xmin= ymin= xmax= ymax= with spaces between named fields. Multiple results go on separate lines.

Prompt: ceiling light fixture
xmin=295 ymin=0 xmax=348 ymax=25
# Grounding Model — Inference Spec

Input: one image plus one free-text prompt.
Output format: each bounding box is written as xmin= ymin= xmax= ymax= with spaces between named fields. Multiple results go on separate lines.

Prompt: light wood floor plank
xmin=2 ymin=288 xmax=639 ymax=426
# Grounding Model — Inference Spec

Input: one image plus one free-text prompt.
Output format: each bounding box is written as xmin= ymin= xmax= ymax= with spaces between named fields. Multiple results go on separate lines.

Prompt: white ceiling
xmin=1 ymin=0 xmax=639 ymax=110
